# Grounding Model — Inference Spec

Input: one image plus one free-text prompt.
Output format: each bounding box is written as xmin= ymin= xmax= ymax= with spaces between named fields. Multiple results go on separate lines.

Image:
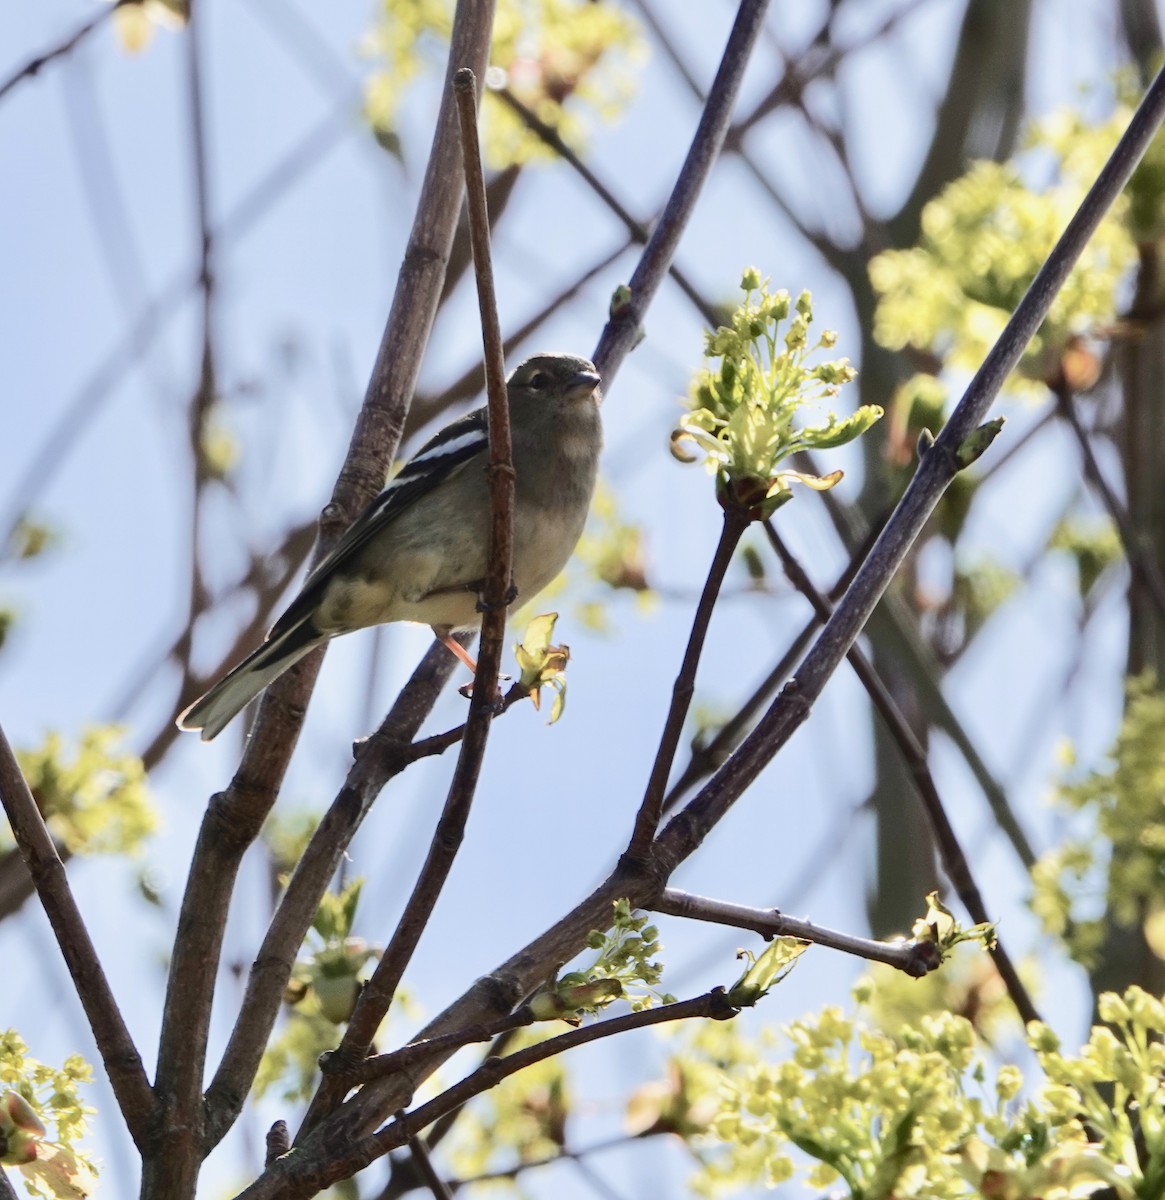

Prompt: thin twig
xmin=492 ymin=86 xmax=719 ymax=326
xmin=183 ymin=0 xmax=500 ymax=1173
xmin=320 ymin=1010 xmax=534 ymax=1087
xmin=453 ymin=65 xmax=516 ymax=706
xmin=296 ymin=63 xmax=513 ymax=1140
xmin=626 ymin=507 xmax=750 ymax=857
xmin=0 ymin=2 xmax=124 ymax=103
xmin=590 ymin=0 xmax=772 ymax=385
xmin=1052 ymin=379 xmax=1165 ymax=625
xmin=399 ymin=1117 xmax=455 ymax=1200
xmin=763 ymin=522 xmax=1041 ymax=1024
xmin=0 ymin=724 xmax=153 ymax=1145
xmin=404 ymin=680 xmax=530 ymax=762
xmin=653 ymin=888 xmax=940 ymax=976
xmin=654 ymin=64 xmax=1165 ymax=879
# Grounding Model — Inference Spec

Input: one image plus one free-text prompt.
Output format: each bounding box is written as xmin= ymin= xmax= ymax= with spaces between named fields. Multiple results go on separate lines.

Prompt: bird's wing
xmin=269 ymin=407 xmax=488 ymax=639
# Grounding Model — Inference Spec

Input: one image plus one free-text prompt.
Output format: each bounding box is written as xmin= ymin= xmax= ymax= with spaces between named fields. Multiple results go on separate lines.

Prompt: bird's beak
xmin=565 ymin=369 xmax=602 ymax=402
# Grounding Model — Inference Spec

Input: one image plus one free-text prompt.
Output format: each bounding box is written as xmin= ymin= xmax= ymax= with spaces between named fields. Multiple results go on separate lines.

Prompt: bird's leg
xmin=434 ymin=629 xmax=479 ymax=674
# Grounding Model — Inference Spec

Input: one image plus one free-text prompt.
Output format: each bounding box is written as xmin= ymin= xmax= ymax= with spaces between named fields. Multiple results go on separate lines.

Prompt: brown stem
xmin=590 ymin=0 xmax=772 ymax=385
xmin=653 ymin=888 xmax=941 ymax=976
xmin=762 ymin=522 xmax=1041 ymax=1025
xmin=296 ymin=61 xmax=512 ymax=1140
xmin=165 ymin=0 xmax=499 ymax=1177
xmin=626 ymin=506 xmax=750 ymax=858
xmin=203 ymin=637 xmax=465 ymax=1149
xmin=320 ymin=1010 xmax=534 ymax=1087
xmin=0 ymin=724 xmax=153 ymax=1145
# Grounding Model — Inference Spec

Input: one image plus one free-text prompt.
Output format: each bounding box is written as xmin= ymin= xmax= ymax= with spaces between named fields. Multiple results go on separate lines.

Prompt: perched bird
xmin=178 ymin=352 xmax=602 ymax=740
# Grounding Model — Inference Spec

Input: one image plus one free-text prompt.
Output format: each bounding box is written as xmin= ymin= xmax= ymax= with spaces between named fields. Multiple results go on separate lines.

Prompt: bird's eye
xmin=527 ymin=371 xmax=549 ymax=390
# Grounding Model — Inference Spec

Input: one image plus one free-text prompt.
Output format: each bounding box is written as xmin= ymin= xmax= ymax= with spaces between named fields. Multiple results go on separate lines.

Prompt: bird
xmin=177 ymin=352 xmax=603 ymax=740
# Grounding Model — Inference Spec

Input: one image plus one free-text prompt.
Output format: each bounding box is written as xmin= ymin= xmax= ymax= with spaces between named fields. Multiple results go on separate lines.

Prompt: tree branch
xmin=762 ymin=522 xmax=1040 ymax=1024
xmin=297 ymin=62 xmax=513 ymax=1139
xmin=234 ymin=990 xmax=740 ymax=1199
xmin=160 ymin=1 xmax=499 ymax=1179
xmin=626 ymin=507 xmax=750 ymax=857
xmin=0 ymin=2 xmax=123 ymax=103
xmin=204 ymin=638 xmax=466 ymax=1148
xmin=590 ymin=0 xmax=772 ymax=384
xmin=0 ymin=723 xmax=153 ymax=1146
xmin=653 ymin=888 xmax=940 ymax=976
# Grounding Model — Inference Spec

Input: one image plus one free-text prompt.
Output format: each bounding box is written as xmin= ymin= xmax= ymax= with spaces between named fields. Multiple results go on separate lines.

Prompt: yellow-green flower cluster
xmin=533 ymin=899 xmax=673 ymax=1021
xmin=870 ymin=112 xmax=1139 ymax=395
xmin=685 ymin=985 xmax=1158 ymax=1199
xmin=363 ymin=0 xmax=643 ymax=168
xmin=677 ymin=270 xmax=876 ymax=520
xmin=8 ymin=726 xmax=156 ymax=858
xmin=1027 ymin=987 xmax=1165 ymax=1198
xmin=1030 ymin=676 xmax=1165 ymax=968
xmin=0 ymin=1030 xmax=97 ymax=1197
xmin=257 ymin=879 xmax=383 ymax=1100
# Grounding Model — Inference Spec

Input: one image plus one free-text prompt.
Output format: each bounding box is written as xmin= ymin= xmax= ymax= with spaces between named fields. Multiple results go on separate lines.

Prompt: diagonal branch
xmin=590 ymin=0 xmax=772 ymax=385
xmin=626 ymin=507 xmax=750 ymax=858
xmin=202 ymin=637 xmax=467 ymax=1149
xmin=763 ymin=523 xmax=1040 ymax=1024
xmin=0 ymin=723 xmax=153 ymax=1146
xmin=235 ymin=989 xmax=739 ymax=1199
xmin=0 ymin=2 xmax=126 ymax=103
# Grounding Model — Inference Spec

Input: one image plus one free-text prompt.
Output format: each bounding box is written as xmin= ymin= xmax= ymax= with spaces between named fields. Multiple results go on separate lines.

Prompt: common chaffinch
xmin=178 ymin=352 xmax=602 ymax=740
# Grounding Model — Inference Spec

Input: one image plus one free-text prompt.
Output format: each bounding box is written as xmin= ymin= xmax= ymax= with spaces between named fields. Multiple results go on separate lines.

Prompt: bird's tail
xmin=177 ymin=621 xmax=323 ymax=741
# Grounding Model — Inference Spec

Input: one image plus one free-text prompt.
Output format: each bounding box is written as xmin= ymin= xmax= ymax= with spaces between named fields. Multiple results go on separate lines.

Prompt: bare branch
xmin=653 ymin=888 xmax=940 ymax=977
xmin=591 ymin=0 xmax=772 ymax=384
xmin=320 ymin=1010 xmax=534 ymax=1088
xmin=626 ymin=507 xmax=750 ymax=857
xmin=0 ymin=724 xmax=153 ymax=1145
xmin=762 ymin=523 xmax=1040 ymax=1024
xmin=203 ymin=638 xmax=465 ymax=1148
xmin=235 ymin=990 xmax=739 ymax=1199
xmin=0 ymin=2 xmax=122 ymax=103
xmin=157 ymin=1 xmax=500 ymax=1181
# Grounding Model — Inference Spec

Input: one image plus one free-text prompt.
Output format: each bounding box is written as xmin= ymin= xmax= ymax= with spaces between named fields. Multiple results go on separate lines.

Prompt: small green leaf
xmin=955 ymin=417 xmax=1006 ymax=469
xmin=727 ymin=938 xmax=809 ymax=1006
